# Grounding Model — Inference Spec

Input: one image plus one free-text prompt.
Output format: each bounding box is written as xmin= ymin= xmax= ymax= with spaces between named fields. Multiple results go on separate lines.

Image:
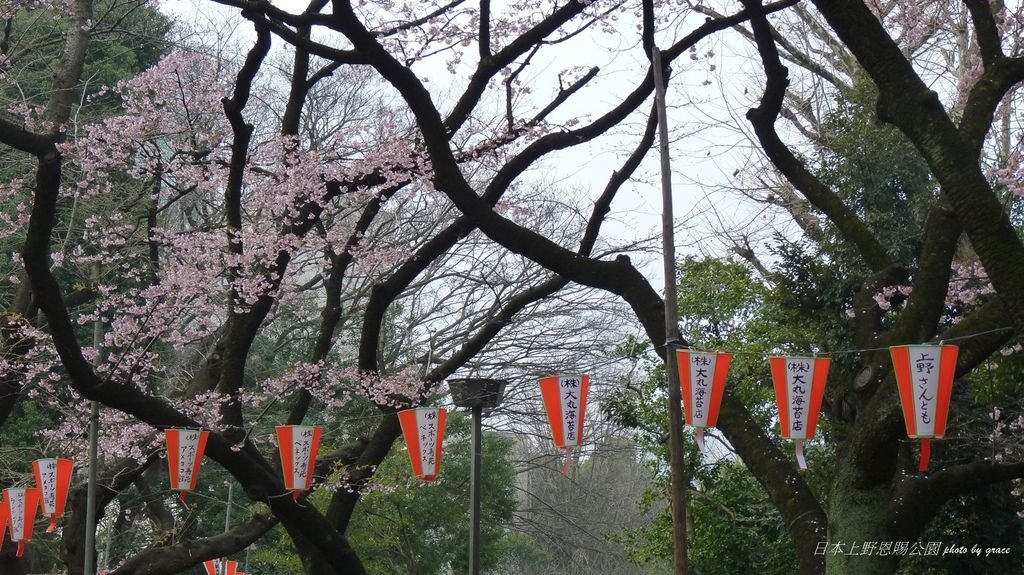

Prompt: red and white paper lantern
xmin=3 ymin=487 xmax=40 ymax=557
xmin=398 ymin=408 xmax=448 ymax=481
xmin=539 ymin=375 xmax=590 ymax=475
xmin=0 ymin=496 xmax=8 ymax=546
xmin=770 ymin=356 xmax=830 ymax=470
xmin=890 ymin=344 xmax=959 ymax=472
xmin=165 ymin=428 xmax=209 ymax=504
xmin=33 ymin=458 xmax=74 ymax=532
xmin=203 ymin=559 xmax=239 ymax=575
xmin=276 ymin=425 xmax=323 ymax=500
xmin=676 ymin=350 xmax=732 ymax=452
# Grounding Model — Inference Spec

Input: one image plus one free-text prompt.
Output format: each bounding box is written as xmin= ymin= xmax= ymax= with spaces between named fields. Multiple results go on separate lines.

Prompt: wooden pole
xmin=468 ymin=405 xmax=482 ymax=575
xmin=84 ymin=265 xmax=102 ymax=575
xmin=653 ymin=46 xmax=690 ymax=575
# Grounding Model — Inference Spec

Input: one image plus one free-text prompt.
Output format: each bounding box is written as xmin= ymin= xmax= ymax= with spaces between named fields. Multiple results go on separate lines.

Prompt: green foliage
xmin=346 ymin=412 xmax=518 ymax=575
xmin=812 ymin=80 xmax=936 ymax=269
xmin=676 ymin=256 xmax=768 ymax=346
xmin=1 ymin=0 xmax=171 ymax=113
xmin=606 ymin=256 xmax=828 ymax=573
xmin=690 ymin=462 xmax=797 ymax=575
xmin=899 ymin=484 xmax=1024 ymax=574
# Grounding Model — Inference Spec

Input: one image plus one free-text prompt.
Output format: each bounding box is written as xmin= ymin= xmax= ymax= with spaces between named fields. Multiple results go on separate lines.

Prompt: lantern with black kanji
xmin=2 ymin=487 xmax=40 ymax=557
xmin=539 ymin=374 xmax=590 ymax=474
xmin=276 ymin=425 xmax=323 ymax=500
xmin=890 ymin=344 xmax=958 ymax=471
xmin=398 ymin=408 xmax=448 ymax=481
xmin=165 ymin=428 xmax=209 ymax=503
xmin=770 ymin=356 xmax=829 ymax=469
xmin=676 ymin=350 xmax=731 ymax=452
xmin=33 ymin=458 xmax=74 ymax=532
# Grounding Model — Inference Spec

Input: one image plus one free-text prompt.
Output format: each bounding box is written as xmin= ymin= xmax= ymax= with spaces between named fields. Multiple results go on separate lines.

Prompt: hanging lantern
xmin=3 ymin=487 xmax=40 ymax=557
xmin=165 ymin=428 xmax=210 ymax=504
xmin=890 ymin=344 xmax=958 ymax=472
xmin=0 ymin=495 xmax=8 ymax=544
xmin=398 ymin=408 xmax=448 ymax=481
xmin=276 ymin=425 xmax=323 ymax=500
xmin=676 ymin=350 xmax=731 ymax=452
xmin=32 ymin=458 xmax=74 ymax=532
xmin=770 ymin=356 xmax=830 ymax=470
xmin=203 ymin=559 xmax=239 ymax=575
xmin=539 ymin=374 xmax=590 ymax=475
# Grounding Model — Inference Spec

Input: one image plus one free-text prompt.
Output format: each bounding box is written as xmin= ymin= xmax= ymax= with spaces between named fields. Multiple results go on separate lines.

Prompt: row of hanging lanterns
xmin=679 ymin=344 xmax=958 ymax=471
xmin=398 ymin=375 xmax=592 ymax=481
xmin=203 ymin=558 xmax=249 ymax=575
xmin=0 ymin=458 xmax=75 ymax=556
xmin=1 ymin=345 xmax=958 ymax=558
xmin=167 ymin=425 xmax=324 ymax=503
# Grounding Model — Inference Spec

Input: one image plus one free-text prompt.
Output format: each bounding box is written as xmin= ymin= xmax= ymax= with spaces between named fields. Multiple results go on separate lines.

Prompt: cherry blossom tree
xmin=9 ymin=0 xmax=1024 ymax=574
xmin=182 ymin=0 xmax=1024 ymax=574
xmin=1 ymin=0 xmax=752 ymax=574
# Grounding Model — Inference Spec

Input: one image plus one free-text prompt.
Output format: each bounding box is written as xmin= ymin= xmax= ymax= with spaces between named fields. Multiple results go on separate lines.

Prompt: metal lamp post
xmin=448 ymin=378 xmax=506 ymax=575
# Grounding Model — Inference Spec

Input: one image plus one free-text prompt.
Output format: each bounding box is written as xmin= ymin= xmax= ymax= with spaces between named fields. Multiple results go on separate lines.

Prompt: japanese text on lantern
xmin=178 ymin=430 xmax=201 ymax=486
xmin=911 ymin=349 xmax=939 ymax=434
xmin=419 ymin=409 xmax=438 ymax=473
xmin=293 ymin=427 xmax=315 ymax=485
xmin=8 ymin=488 xmax=26 ymax=536
xmin=560 ymin=376 xmax=581 ymax=443
xmin=787 ymin=359 xmax=813 ymax=436
xmin=691 ymin=354 xmax=713 ymax=423
xmin=38 ymin=460 xmax=57 ymax=511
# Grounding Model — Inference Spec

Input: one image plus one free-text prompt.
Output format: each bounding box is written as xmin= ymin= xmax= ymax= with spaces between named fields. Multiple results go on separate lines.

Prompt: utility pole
xmin=84 ymin=265 xmax=102 ymax=575
xmin=449 ymin=378 xmax=506 ymax=575
xmin=653 ymin=46 xmax=690 ymax=575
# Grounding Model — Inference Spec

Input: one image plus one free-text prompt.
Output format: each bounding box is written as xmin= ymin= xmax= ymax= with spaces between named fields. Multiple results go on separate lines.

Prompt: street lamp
xmin=448 ymin=378 xmax=506 ymax=575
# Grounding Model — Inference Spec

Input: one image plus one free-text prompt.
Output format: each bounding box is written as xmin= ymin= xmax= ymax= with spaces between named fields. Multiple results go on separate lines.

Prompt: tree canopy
xmin=2 ymin=1 xmax=1024 ymax=575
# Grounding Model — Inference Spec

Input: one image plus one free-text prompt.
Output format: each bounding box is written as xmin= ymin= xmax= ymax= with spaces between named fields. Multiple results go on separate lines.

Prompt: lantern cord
xmin=695 ymin=428 xmax=707 ymax=453
xmin=561 ymin=446 xmax=573 ymax=478
xmin=704 ymin=325 xmax=1012 ymax=357
xmin=919 ymin=439 xmax=931 ymax=473
xmin=794 ymin=440 xmax=807 ymax=471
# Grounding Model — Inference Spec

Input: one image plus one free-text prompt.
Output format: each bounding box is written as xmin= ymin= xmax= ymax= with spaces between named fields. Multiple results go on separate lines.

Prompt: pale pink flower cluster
xmin=358 ymin=0 xmax=478 ymax=66
xmin=174 ymin=391 xmax=235 ymax=431
xmin=871 ymin=284 xmax=912 ymax=312
xmin=945 ymin=261 xmax=997 ymax=323
xmin=35 ymin=387 xmax=163 ymax=465
xmin=864 ymin=0 xmax=949 ymax=54
xmin=989 ymin=410 xmax=1024 ymax=470
xmin=357 ymin=366 xmax=430 ymax=408
xmin=954 ymin=54 xmax=985 ymax=112
xmin=12 ymin=30 xmax=473 ymax=452
xmin=987 ymin=133 xmax=1024 ymax=198
xmin=0 ymin=179 xmax=30 ymax=241
xmin=1 ymin=321 xmax=59 ymax=400
xmin=329 ymin=465 xmax=386 ymax=494
xmin=7 ymin=100 xmax=52 ymax=132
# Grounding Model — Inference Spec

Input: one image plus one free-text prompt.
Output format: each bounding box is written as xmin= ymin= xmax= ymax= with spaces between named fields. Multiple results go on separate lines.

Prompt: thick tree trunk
xmin=825 ymin=462 xmax=902 ymax=575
